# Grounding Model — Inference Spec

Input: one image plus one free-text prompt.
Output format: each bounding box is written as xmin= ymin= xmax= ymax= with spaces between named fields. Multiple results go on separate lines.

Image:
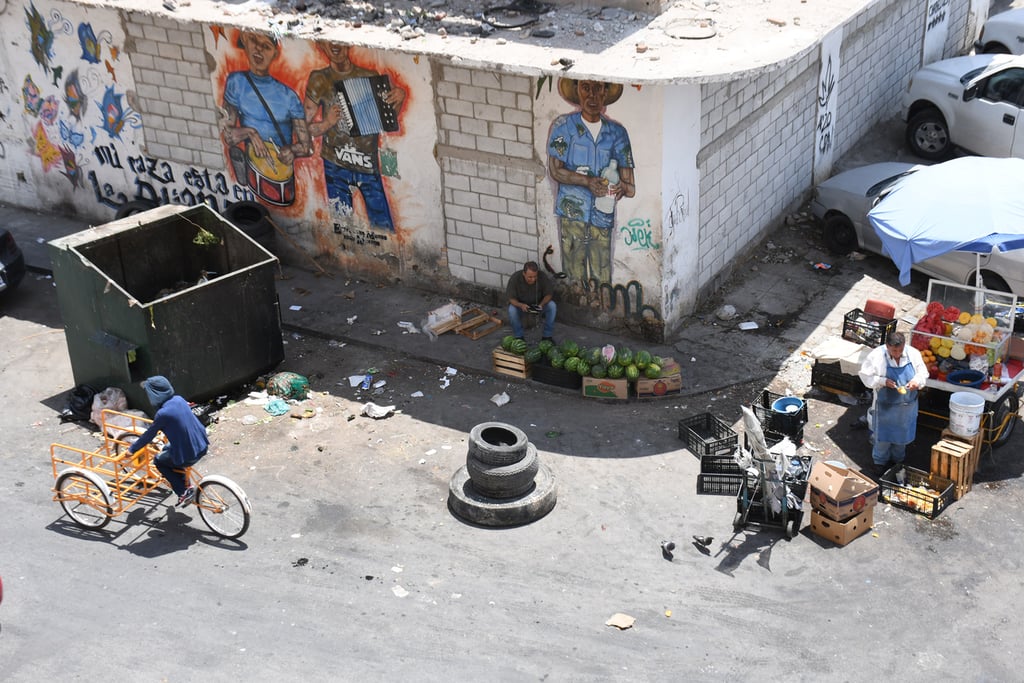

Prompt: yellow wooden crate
xmin=492 ymin=348 xmax=530 ymax=379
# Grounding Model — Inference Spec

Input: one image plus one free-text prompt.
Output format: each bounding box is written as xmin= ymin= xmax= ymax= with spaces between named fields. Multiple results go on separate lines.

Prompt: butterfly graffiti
xmin=63 ymin=69 xmax=87 ymax=121
xmin=25 ymin=3 xmax=55 ymax=73
xmin=60 ymin=120 xmax=85 ymax=148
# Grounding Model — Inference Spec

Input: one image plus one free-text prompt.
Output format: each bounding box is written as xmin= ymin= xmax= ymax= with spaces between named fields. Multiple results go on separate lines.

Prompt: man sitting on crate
xmin=506 ymin=261 xmax=557 ymax=343
xmin=127 ymin=376 xmax=210 ymax=507
xmin=858 ymin=332 xmax=929 ymax=477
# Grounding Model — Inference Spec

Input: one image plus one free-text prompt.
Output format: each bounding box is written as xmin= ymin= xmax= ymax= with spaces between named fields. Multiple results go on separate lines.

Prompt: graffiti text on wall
xmin=927 ymin=0 xmax=949 ymax=31
xmin=619 ymin=218 xmax=660 ymax=251
xmin=90 ymin=143 xmax=251 ymax=210
xmin=334 ymin=222 xmax=390 ymax=248
xmin=817 ymin=56 xmax=836 ymax=155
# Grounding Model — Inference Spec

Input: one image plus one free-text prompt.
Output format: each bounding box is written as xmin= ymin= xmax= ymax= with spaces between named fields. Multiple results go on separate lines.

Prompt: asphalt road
xmin=4 ymin=198 xmax=1024 ymax=681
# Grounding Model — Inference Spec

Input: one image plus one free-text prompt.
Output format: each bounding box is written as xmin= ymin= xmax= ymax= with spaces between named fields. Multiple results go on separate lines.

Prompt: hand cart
xmin=733 ymin=445 xmax=810 ymax=539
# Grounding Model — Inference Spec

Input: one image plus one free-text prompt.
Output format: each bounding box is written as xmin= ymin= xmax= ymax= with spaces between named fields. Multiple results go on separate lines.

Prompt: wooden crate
xmin=930 ymin=436 xmax=976 ymax=500
xmin=455 ymin=307 xmax=502 ymax=340
xmin=492 ymin=348 xmax=530 ymax=379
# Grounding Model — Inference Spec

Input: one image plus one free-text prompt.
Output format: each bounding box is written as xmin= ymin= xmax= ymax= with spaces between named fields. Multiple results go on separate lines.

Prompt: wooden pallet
xmin=492 ymin=348 xmax=530 ymax=378
xmin=456 ymin=307 xmax=503 ymax=340
xmin=930 ymin=436 xmax=977 ymax=500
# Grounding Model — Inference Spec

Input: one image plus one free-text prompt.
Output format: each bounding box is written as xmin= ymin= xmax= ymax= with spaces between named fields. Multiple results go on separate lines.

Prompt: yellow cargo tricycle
xmin=50 ymin=409 xmax=251 ymax=539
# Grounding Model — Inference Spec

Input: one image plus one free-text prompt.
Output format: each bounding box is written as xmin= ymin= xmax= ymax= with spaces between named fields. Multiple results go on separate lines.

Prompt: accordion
xmin=334 ymin=75 xmax=399 ymax=136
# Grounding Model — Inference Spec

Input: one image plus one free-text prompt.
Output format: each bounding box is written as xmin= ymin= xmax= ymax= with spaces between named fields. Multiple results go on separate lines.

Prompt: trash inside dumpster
xmin=49 ymin=204 xmax=284 ymax=408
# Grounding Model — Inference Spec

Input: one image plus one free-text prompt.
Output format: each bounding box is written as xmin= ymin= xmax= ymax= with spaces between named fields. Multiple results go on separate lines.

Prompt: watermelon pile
xmin=504 ymin=336 xmax=675 ymax=384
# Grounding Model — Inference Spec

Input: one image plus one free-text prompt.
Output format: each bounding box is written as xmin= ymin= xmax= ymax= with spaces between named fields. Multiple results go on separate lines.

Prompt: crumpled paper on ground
xmin=362 ymin=402 xmax=396 ymax=419
xmin=490 ymin=392 xmax=510 ymax=406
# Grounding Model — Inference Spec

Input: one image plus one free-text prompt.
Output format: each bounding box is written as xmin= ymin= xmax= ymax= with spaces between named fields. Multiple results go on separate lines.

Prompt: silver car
xmin=810 ymin=162 xmax=1024 ymax=297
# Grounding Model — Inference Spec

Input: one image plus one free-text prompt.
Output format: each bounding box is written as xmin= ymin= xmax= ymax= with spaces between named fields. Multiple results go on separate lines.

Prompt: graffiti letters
xmin=333 ymin=222 xmax=389 ymax=247
xmin=817 ymin=56 xmax=836 ymax=155
xmin=927 ymin=0 xmax=949 ymax=31
xmin=619 ymin=218 xmax=660 ymax=251
xmin=594 ymin=278 xmax=661 ymax=321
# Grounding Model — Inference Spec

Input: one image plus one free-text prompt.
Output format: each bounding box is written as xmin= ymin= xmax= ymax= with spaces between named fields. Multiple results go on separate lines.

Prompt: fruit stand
xmin=909 ymin=281 xmax=1022 ymax=448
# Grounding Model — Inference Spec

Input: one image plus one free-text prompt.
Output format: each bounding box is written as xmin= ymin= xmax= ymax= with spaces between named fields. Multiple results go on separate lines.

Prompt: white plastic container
xmin=949 ymin=391 xmax=985 ymax=437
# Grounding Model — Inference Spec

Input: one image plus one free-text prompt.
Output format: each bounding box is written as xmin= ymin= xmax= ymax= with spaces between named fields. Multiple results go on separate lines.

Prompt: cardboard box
xmin=1009 ymin=335 xmax=1024 ymax=362
xmin=808 ymin=461 xmax=879 ymax=521
xmin=635 ymin=373 xmax=682 ymax=398
xmin=582 ymin=377 xmax=629 ymax=399
xmin=810 ymin=508 xmax=874 ymax=546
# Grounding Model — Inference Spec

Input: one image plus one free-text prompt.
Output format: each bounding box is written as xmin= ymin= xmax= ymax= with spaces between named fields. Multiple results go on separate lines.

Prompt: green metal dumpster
xmin=49 ymin=204 xmax=284 ymax=408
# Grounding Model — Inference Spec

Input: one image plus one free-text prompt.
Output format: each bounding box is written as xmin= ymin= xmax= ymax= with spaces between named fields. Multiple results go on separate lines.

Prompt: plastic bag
xmin=60 ymin=384 xmax=97 ymax=423
xmin=90 ymin=387 xmax=128 ymax=427
xmin=267 ymin=372 xmax=310 ymax=400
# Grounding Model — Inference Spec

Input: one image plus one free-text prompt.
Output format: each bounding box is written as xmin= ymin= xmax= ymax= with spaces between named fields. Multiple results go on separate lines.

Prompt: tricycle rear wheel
xmin=56 ymin=469 xmax=113 ymax=529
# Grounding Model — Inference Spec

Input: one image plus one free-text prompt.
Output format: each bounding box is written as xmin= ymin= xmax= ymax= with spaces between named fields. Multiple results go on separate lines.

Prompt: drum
xmin=245 ymin=144 xmax=295 ymax=206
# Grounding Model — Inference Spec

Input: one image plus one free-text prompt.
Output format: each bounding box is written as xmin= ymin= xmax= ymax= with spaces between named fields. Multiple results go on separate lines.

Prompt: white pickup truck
xmin=901 ymin=53 xmax=1024 ymax=160
xmin=976 ymin=7 xmax=1024 ymax=55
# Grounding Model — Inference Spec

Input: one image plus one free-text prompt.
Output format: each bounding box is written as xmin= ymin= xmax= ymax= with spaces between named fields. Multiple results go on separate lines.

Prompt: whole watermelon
xmin=576 ymin=360 xmax=591 ymax=377
xmin=564 ymin=356 xmax=580 ymax=373
xmin=510 ymin=338 xmax=528 ymax=355
xmin=606 ymin=363 xmax=625 ymax=379
xmin=635 ymin=350 xmax=652 ymax=369
xmin=588 ymin=347 xmax=604 ymax=366
xmin=624 ymin=364 xmax=640 ymax=381
xmin=644 ymin=363 xmax=662 ymax=379
xmin=525 ymin=347 xmax=544 ymax=364
xmin=501 ymin=335 xmax=516 ymax=352
xmin=559 ymin=339 xmax=580 ymax=358
xmin=538 ymin=339 xmax=555 ymax=355
xmin=591 ymin=363 xmax=608 ymax=379
xmin=616 ymin=347 xmax=633 ymax=367
xmin=549 ymin=351 xmax=566 ymax=369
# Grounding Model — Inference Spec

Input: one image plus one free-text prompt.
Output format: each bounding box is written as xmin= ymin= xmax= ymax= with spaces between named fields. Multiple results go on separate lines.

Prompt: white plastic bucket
xmin=949 ymin=392 xmax=985 ymax=437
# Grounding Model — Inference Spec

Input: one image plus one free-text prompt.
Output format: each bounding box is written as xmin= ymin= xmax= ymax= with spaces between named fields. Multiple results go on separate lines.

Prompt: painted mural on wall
xmin=210 ymin=28 xmax=409 ymax=250
xmin=1 ymin=1 xmax=253 ymax=215
xmin=540 ymin=77 xmax=661 ymax=326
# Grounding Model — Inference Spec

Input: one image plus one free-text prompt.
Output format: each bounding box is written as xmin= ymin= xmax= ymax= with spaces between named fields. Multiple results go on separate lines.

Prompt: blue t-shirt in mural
xmin=548 ymin=111 xmax=633 ymax=230
xmin=224 ymin=71 xmax=304 ymax=149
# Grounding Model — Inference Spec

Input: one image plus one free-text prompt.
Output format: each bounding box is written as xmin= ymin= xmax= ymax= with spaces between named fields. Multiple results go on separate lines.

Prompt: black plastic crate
xmin=700 ymin=453 xmax=742 ymax=474
xmin=696 ymin=472 xmax=745 ymax=496
xmin=678 ymin=413 xmax=738 ymax=457
xmin=879 ymin=465 xmax=954 ymax=519
xmin=842 ymin=307 xmax=897 ymax=348
xmin=531 ymin=361 xmax=583 ymax=390
xmin=750 ymin=389 xmax=808 ymax=438
xmin=811 ymin=360 xmax=866 ymax=396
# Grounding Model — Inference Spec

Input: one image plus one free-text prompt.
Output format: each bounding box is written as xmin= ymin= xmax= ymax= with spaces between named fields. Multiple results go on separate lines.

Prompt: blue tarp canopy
xmin=866 ymin=156 xmax=1024 ymax=286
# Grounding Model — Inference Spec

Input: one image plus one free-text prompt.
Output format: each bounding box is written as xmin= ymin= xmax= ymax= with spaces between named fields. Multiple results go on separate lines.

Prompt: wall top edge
xmin=70 ymin=0 xmax=870 ymax=83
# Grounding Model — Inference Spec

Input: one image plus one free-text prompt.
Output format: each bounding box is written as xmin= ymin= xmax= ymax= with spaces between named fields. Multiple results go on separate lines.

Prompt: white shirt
xmin=858 ymin=344 xmax=929 ymax=391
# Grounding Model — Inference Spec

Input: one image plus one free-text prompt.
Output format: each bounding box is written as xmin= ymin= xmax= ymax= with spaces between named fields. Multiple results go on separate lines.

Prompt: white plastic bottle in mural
xmin=594 ymin=160 xmax=618 ymax=214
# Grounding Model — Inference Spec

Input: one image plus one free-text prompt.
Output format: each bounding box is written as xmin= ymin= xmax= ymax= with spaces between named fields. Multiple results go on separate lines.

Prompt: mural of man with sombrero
xmin=547 ymin=78 xmax=635 ymax=285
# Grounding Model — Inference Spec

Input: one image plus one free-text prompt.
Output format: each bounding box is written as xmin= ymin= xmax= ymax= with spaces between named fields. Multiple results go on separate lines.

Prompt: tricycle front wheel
xmin=56 ymin=469 xmax=113 ymax=529
xmin=196 ymin=475 xmax=251 ymax=539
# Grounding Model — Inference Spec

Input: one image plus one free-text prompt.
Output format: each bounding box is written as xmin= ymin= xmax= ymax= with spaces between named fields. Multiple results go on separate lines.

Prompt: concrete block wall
xmin=833 ymin=0 xmax=921 ymax=160
xmin=696 ymin=53 xmax=817 ymax=293
xmin=123 ymin=12 xmax=221 ymax=169
xmin=436 ymin=65 xmax=542 ymax=290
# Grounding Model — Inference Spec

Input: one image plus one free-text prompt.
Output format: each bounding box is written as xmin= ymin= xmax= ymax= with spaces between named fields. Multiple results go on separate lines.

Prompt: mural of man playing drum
xmin=221 ymin=31 xmax=311 ymax=207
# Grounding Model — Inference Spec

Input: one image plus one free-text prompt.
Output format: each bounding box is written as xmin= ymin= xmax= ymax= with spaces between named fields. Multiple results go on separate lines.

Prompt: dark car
xmin=0 ymin=228 xmax=26 ymax=295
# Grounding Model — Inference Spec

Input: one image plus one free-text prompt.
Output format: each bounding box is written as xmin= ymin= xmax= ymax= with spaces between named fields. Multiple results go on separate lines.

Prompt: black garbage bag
xmin=60 ymin=384 xmax=97 ymax=423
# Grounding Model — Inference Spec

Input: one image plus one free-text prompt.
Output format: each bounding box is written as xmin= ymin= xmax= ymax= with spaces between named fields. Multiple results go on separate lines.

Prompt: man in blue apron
xmin=858 ymin=331 xmax=929 ymax=476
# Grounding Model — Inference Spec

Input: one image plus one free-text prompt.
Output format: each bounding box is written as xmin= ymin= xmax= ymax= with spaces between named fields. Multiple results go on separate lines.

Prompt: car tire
xmin=822 ymin=214 xmax=858 ymax=255
xmin=114 ymin=199 xmax=159 ymax=219
xmin=980 ymin=42 xmax=1010 ymax=54
xmin=979 ymin=272 xmax=1011 ymax=293
xmin=906 ymin=109 xmax=951 ymax=161
xmin=465 ymin=444 xmax=539 ymax=499
xmin=467 ymin=422 xmax=530 ymax=466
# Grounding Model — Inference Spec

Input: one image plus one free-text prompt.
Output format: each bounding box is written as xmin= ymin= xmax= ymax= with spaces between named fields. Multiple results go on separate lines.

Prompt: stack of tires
xmin=448 ymin=422 xmax=557 ymax=527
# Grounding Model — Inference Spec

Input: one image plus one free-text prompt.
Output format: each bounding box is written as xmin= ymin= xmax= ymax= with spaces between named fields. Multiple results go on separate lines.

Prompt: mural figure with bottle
xmin=547 ymin=78 xmax=635 ymax=285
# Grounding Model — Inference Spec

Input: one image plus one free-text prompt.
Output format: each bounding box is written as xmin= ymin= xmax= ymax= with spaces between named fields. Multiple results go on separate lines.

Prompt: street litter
xmin=373 ymin=380 xmax=387 ymax=389
xmin=347 ymin=315 xmax=358 ymax=324
xmin=289 ymin=305 xmax=302 ymax=311
xmin=445 ymin=367 xmax=457 ymax=375
xmin=265 ymin=399 xmax=289 ymax=416
xmin=361 ymin=402 xmax=396 ymax=419
xmin=605 ymin=613 xmax=635 ymax=630
xmin=290 ymin=406 xmax=317 ymax=419
xmin=397 ymin=321 xmax=420 ymax=333
xmin=812 ymin=262 xmax=832 ymax=270
xmin=244 ymin=390 xmax=270 ymax=406
xmin=490 ymin=392 xmax=510 ymax=406
xmin=410 ymin=391 xmax=424 ymax=397
xmin=327 ymin=339 xmax=346 ymax=348
xmin=348 ymin=375 xmax=365 ymax=388
xmin=738 ymin=321 xmax=758 ymax=331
